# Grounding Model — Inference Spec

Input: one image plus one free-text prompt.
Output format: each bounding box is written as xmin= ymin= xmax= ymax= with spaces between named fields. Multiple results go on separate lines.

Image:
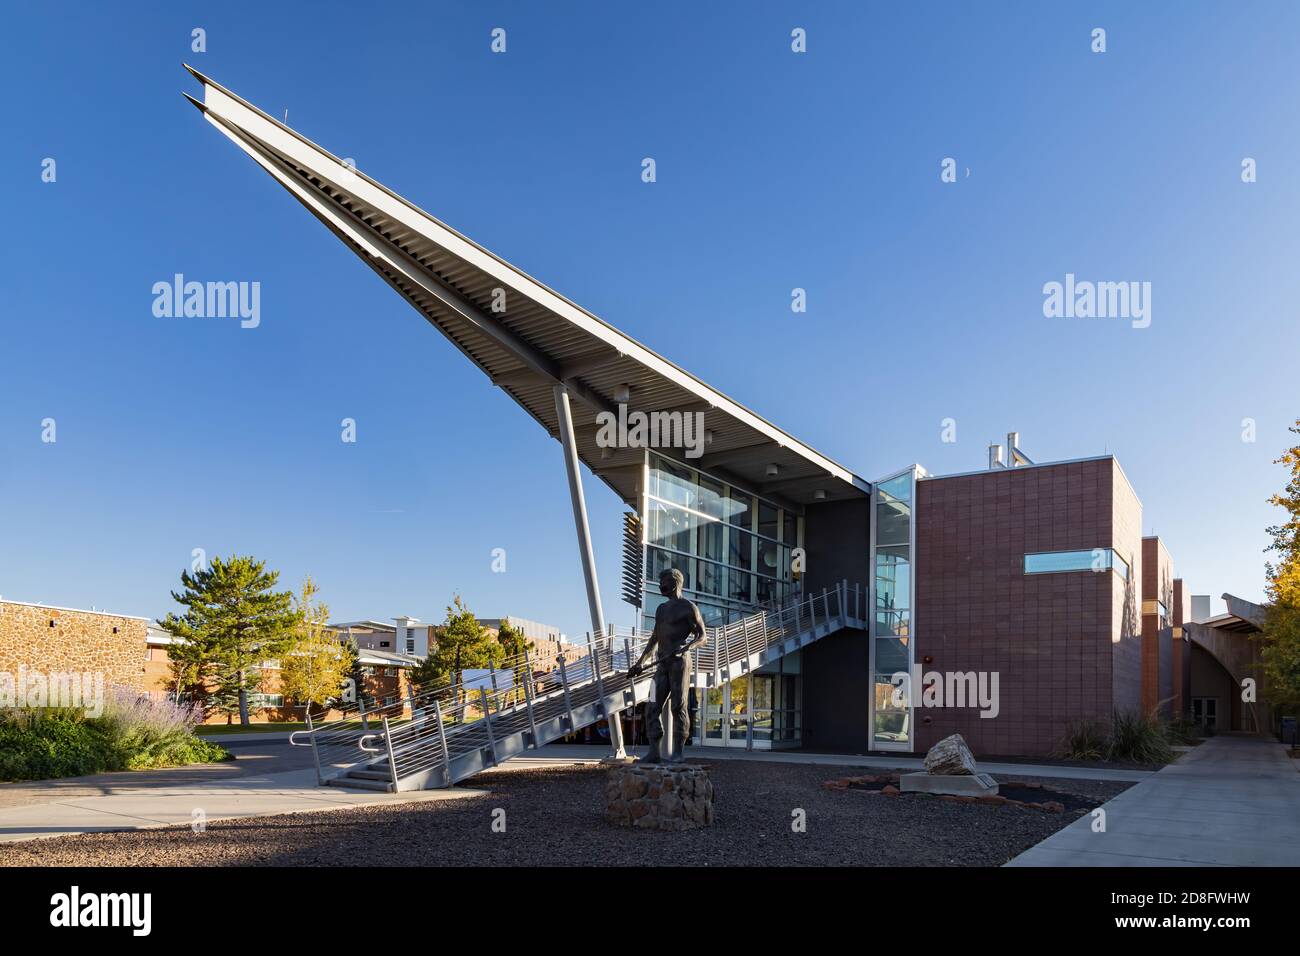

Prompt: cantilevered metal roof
xmin=185 ymin=67 xmax=869 ymax=510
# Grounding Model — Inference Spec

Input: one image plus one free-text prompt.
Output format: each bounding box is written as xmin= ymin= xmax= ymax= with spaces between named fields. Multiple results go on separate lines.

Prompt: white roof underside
xmin=186 ymin=68 xmax=869 ymax=510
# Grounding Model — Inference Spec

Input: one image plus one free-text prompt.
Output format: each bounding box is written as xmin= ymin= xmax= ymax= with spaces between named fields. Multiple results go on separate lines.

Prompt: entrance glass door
xmin=725 ymin=675 xmax=751 ymax=748
xmin=703 ymin=687 xmax=725 ymax=744
xmin=1193 ymin=697 xmax=1217 ymax=732
xmin=699 ymin=673 xmax=794 ymax=749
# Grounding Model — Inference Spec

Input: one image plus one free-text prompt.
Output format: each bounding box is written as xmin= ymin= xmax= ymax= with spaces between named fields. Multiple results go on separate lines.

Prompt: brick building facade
xmin=913 ymin=456 xmax=1144 ymax=756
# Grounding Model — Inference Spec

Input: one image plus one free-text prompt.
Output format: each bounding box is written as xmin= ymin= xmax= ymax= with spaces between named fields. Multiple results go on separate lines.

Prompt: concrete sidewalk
xmin=1007 ymin=735 xmax=1300 ymax=866
xmin=530 ymin=744 xmax=1156 ymax=782
xmin=0 ymin=767 xmax=480 ymax=844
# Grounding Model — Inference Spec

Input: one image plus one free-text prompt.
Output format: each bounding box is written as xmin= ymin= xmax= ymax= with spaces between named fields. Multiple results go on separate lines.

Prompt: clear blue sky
xmin=2 ymin=1 xmax=1297 ymax=636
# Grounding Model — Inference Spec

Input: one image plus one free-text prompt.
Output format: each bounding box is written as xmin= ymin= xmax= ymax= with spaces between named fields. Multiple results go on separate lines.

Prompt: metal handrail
xmin=372 ymin=632 xmax=651 ymax=783
xmin=317 ymin=583 xmax=867 ymax=788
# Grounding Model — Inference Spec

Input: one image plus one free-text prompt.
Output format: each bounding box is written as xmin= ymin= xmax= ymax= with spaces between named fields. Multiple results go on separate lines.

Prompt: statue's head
xmin=659 ymin=567 xmax=684 ymax=598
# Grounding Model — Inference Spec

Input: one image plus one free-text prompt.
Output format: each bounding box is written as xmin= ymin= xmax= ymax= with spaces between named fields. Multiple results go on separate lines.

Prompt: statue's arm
xmin=692 ymin=605 xmax=707 ymax=641
xmin=630 ymin=631 xmax=659 ymax=676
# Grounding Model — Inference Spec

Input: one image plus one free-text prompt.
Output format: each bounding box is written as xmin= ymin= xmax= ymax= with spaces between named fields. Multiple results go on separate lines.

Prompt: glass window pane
xmin=875 ymin=636 xmax=910 ymax=674
xmin=654 ymin=458 xmax=696 ymax=508
xmin=758 ymin=501 xmax=778 ymax=540
xmin=877 ymin=474 xmax=911 ymax=503
xmin=876 ymin=608 xmax=910 ymax=637
xmin=752 ymin=675 xmax=774 ymax=711
xmin=698 ymin=476 xmax=725 ymax=519
xmin=873 ymin=674 xmax=910 ymax=742
xmin=729 ymin=528 xmax=753 ymax=570
xmin=648 ymin=500 xmax=693 ymax=553
xmin=697 ymin=516 xmax=724 ymax=562
xmin=758 ymin=539 xmax=781 ymax=576
xmin=1024 ymin=549 xmax=1114 ymax=574
xmin=729 ymin=569 xmax=753 ymax=603
xmin=876 ymin=500 xmax=911 ymax=546
xmin=1112 ymin=551 xmax=1129 ymax=580
xmin=697 ymin=560 xmax=723 ymax=597
xmin=875 ymin=551 xmax=910 ymax=610
xmin=648 ymin=547 xmax=694 ymax=591
xmin=698 ymin=602 xmax=727 ymax=628
xmin=728 ymin=491 xmax=752 ymax=528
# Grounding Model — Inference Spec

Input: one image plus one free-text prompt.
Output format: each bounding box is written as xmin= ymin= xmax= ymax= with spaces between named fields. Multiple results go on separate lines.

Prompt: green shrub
xmin=1108 ymin=710 xmax=1176 ymax=764
xmin=0 ymin=710 xmax=105 ymax=780
xmin=1056 ymin=711 xmax=1177 ymax=765
xmin=124 ymin=733 xmax=231 ymax=770
xmin=0 ymin=689 xmax=232 ymax=782
xmin=1162 ymin=717 xmax=1202 ymax=746
xmin=1058 ymin=719 xmax=1108 ymax=761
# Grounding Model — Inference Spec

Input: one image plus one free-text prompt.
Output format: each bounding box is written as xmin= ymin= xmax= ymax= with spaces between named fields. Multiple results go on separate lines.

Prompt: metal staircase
xmin=299 ymin=582 xmax=867 ymax=792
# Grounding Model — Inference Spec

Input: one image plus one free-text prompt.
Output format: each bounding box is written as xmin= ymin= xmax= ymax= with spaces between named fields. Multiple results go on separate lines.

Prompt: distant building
xmin=332 ymin=617 xmax=433 ymax=657
xmin=144 ymin=624 xmax=417 ymax=722
xmin=480 ymin=616 xmax=566 ymax=644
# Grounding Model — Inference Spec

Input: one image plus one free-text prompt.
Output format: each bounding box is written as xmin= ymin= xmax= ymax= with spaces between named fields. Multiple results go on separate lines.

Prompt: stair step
xmin=325 ymin=776 xmax=393 ymax=792
xmin=347 ymin=769 xmax=394 ymax=781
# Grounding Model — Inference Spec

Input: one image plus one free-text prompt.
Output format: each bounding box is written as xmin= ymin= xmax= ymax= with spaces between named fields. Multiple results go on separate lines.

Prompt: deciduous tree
xmin=1263 ymin=421 xmax=1300 ymax=715
xmin=279 ymin=577 xmax=351 ymax=720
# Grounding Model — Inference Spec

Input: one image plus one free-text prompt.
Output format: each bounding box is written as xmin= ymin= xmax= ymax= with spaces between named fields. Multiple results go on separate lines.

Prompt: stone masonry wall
xmin=0 ymin=601 xmax=147 ymax=694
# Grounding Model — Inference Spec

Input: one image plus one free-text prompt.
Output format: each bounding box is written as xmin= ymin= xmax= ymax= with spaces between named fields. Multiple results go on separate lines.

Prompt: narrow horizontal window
xmin=1024 ymin=549 xmax=1125 ymax=577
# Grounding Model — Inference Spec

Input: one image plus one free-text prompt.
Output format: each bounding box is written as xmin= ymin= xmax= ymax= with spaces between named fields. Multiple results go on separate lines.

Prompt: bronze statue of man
xmin=628 ymin=567 xmax=707 ymax=763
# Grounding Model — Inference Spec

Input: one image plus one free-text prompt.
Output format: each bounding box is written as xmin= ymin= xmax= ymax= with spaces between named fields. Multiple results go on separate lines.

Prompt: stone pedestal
xmin=900 ymin=770 xmax=999 ymax=797
xmin=604 ymin=763 xmax=714 ymax=830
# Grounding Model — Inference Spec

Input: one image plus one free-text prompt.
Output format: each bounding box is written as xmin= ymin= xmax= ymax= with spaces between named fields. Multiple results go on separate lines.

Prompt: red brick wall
xmin=1140 ymin=537 xmax=1174 ymax=716
xmin=915 ymin=458 xmax=1138 ymax=756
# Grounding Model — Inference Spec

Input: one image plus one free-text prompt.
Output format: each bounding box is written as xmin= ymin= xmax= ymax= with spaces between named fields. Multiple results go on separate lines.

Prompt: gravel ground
xmin=0 ymin=760 xmax=1131 ymax=867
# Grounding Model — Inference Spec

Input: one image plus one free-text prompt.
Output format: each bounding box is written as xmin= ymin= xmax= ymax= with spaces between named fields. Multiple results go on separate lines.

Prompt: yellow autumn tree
xmin=279 ymin=577 xmax=351 ymax=719
xmin=1262 ymin=421 xmax=1300 ymax=715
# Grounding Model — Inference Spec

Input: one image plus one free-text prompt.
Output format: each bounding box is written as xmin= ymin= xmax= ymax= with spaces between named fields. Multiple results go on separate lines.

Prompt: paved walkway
xmin=0 ymin=739 xmax=478 ymax=843
xmin=0 ymin=736 xmax=1155 ymax=845
xmin=531 ymin=744 xmax=1156 ymax=782
xmin=0 ymin=768 xmax=479 ymax=843
xmin=1007 ymin=735 xmax=1300 ymax=866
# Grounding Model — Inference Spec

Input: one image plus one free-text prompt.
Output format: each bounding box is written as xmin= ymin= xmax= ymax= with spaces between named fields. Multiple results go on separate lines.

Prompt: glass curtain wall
xmin=640 ymin=452 xmax=804 ymax=750
xmin=641 ymin=453 xmax=802 ymax=631
xmin=870 ymin=467 xmax=920 ymax=751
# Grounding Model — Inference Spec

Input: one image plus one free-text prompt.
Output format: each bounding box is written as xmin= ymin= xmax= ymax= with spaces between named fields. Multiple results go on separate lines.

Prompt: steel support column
xmin=553 ymin=384 xmax=626 ymax=758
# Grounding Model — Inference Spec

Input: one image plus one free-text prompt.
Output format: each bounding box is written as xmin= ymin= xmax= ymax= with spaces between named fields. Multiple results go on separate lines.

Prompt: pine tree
xmin=158 ymin=556 xmax=303 ymax=725
xmin=409 ymin=597 xmax=503 ymax=705
xmin=495 ymin=618 xmax=533 ymax=661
